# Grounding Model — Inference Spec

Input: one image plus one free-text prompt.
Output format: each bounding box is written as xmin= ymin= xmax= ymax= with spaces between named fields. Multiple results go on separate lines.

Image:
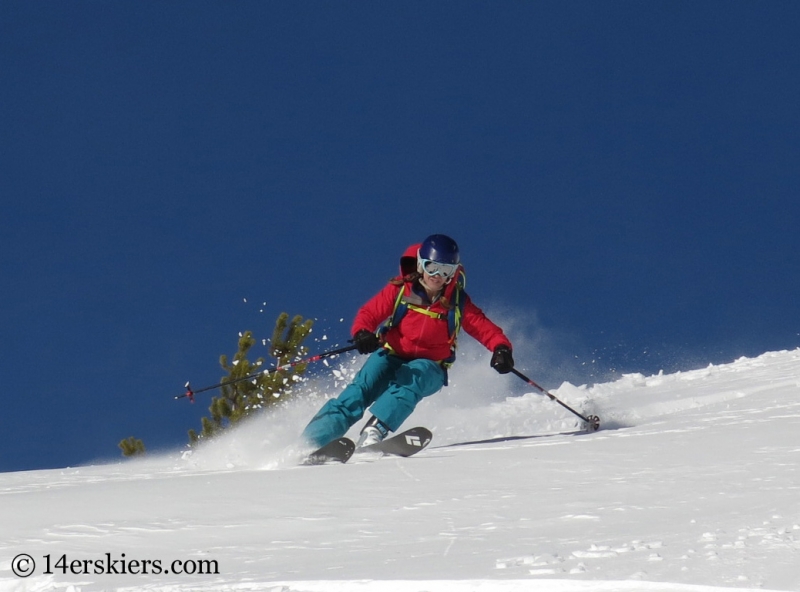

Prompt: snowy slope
xmin=1 ymin=349 xmax=800 ymax=592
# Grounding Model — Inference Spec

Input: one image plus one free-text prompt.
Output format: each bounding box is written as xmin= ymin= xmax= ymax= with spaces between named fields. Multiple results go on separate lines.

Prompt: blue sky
xmin=2 ymin=1 xmax=799 ymax=472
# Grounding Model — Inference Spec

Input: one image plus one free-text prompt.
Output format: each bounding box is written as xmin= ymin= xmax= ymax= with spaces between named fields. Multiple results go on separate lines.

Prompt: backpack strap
xmin=441 ymin=269 xmax=467 ymax=367
xmin=378 ymin=284 xmax=408 ymax=337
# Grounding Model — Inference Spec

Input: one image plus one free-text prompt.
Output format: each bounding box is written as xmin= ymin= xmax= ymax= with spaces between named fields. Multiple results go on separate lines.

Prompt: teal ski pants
xmin=302 ymin=349 xmax=446 ymax=448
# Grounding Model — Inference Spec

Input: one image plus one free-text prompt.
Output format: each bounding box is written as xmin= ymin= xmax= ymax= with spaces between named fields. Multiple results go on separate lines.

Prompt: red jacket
xmin=351 ymin=244 xmax=512 ymax=362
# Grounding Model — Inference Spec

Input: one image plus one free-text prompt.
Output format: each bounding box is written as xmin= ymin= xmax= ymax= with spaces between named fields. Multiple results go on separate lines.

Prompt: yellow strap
xmin=406 ymin=303 xmax=446 ymax=320
xmin=386 ymin=288 xmax=405 ymax=329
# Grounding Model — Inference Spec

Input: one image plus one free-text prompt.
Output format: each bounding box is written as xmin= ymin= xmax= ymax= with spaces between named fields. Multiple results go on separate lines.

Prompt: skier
xmin=302 ymin=234 xmax=514 ymax=450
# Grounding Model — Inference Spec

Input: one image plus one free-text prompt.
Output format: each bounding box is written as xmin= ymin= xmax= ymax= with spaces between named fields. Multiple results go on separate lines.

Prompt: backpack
xmin=380 ymin=250 xmax=467 ymax=367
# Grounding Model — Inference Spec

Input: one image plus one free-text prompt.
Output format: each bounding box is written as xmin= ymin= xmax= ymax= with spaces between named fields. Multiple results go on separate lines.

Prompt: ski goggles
xmin=418 ymin=256 xmax=459 ymax=279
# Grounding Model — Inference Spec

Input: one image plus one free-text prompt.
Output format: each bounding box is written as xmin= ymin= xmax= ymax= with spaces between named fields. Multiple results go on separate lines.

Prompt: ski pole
xmin=510 ymin=368 xmax=601 ymax=431
xmin=176 ymin=343 xmax=360 ymax=402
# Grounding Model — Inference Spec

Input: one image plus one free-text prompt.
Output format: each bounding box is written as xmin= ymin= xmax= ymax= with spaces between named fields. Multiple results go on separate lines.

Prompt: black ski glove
xmin=353 ymin=330 xmax=381 ymax=355
xmin=491 ymin=345 xmax=514 ymax=374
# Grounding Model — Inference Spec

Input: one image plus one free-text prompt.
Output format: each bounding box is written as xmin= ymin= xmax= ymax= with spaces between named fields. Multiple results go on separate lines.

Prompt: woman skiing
xmin=302 ymin=234 xmax=514 ymax=449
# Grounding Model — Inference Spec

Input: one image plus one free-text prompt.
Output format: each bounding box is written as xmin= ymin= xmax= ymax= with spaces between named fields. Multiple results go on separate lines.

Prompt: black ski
xmin=302 ymin=437 xmax=355 ymax=465
xmin=302 ymin=427 xmax=433 ymax=465
xmin=356 ymin=426 xmax=433 ymax=458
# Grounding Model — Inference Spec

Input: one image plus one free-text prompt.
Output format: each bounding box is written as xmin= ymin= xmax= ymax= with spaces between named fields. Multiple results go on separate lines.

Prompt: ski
xmin=302 ymin=437 xmax=355 ymax=465
xmin=355 ymin=426 xmax=433 ymax=458
xmin=302 ymin=427 xmax=433 ymax=466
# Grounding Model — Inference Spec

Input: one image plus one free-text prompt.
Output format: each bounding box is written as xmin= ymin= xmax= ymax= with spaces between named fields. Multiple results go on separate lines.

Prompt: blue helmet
xmin=419 ymin=234 xmax=460 ymax=265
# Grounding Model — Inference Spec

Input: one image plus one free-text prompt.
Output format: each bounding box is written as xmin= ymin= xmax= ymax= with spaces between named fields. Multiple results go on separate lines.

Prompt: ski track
xmin=1 ymin=349 xmax=799 ymax=591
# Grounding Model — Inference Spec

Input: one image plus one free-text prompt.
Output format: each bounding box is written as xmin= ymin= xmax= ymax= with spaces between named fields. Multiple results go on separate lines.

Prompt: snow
xmin=2 ymin=348 xmax=800 ymax=592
